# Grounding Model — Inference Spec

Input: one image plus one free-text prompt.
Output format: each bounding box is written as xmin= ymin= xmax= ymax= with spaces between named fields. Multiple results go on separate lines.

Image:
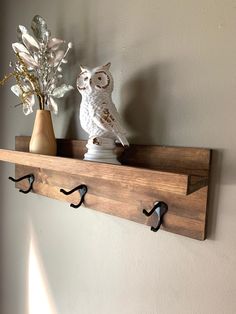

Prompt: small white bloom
xmin=11 ymin=84 xmax=36 ymax=115
xmin=23 ymin=102 xmax=34 ymax=115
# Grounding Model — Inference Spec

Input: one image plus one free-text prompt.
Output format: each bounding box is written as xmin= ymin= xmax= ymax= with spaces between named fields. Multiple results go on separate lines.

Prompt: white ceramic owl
xmin=77 ymin=62 xmax=129 ymax=148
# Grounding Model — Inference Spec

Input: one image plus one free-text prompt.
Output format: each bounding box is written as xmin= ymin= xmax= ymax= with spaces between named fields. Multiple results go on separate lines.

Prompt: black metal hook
xmin=60 ymin=184 xmax=88 ymax=208
xmin=8 ymin=174 xmax=35 ymax=194
xmin=143 ymin=201 xmax=168 ymax=232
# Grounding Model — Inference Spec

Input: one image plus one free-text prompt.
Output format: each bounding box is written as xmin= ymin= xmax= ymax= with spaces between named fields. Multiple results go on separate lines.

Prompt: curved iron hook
xmin=8 ymin=174 xmax=35 ymax=194
xmin=60 ymin=184 xmax=88 ymax=208
xmin=143 ymin=201 xmax=168 ymax=232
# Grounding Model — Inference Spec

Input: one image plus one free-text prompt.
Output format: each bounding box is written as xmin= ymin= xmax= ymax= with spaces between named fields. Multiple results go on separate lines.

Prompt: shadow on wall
xmin=53 ymin=22 xmax=84 ymax=140
xmin=121 ymin=65 xmax=231 ymax=240
xmin=207 ymin=147 xmax=236 ymax=239
xmin=121 ymin=64 xmax=172 ymax=145
xmin=206 ymin=149 xmax=223 ymax=240
xmin=64 ymin=63 xmax=173 ymax=142
xmin=0 ymin=5 xmax=30 ymax=314
xmin=62 ymin=41 xmax=88 ymax=140
xmin=0 ymin=0 xmax=6 ymax=312
xmin=54 ymin=4 xmax=100 ymax=140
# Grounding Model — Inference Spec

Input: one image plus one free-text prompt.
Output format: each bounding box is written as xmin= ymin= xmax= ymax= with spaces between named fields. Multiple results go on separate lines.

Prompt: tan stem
xmin=0 ymin=72 xmax=14 ymax=86
xmin=38 ymin=95 xmax=44 ymax=110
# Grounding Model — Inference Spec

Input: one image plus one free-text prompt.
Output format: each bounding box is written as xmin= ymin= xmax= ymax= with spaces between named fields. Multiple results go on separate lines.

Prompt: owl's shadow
xmin=62 ymin=42 xmax=88 ymax=140
xmin=121 ymin=64 xmax=171 ymax=145
xmin=64 ymin=63 xmax=172 ymax=143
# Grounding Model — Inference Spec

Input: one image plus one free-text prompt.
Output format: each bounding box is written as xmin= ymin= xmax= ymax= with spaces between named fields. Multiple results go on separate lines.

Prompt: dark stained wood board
xmin=15 ymin=165 xmax=208 ymax=240
xmin=0 ymin=136 xmax=211 ymax=240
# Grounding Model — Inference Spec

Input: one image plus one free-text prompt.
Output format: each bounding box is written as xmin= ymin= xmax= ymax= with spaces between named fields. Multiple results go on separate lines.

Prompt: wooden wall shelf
xmin=0 ymin=136 xmax=211 ymax=240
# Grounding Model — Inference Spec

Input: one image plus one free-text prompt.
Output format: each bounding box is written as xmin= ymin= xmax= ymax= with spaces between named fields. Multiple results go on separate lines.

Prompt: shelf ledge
xmin=0 ymin=148 xmax=207 ymax=195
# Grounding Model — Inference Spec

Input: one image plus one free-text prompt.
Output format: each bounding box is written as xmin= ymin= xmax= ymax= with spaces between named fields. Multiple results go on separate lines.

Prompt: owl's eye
xmin=94 ymin=71 xmax=110 ymax=89
xmin=77 ymin=72 xmax=89 ymax=90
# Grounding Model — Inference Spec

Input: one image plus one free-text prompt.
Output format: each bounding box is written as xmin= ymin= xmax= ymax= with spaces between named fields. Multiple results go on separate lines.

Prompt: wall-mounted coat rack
xmin=0 ymin=136 xmax=211 ymax=240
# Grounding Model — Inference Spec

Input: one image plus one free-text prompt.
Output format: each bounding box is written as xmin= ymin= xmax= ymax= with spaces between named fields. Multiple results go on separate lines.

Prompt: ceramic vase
xmin=29 ymin=110 xmax=57 ymax=156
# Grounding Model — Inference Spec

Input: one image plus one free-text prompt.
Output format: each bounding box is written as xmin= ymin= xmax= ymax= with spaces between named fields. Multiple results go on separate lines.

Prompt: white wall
xmin=1 ymin=1 xmax=236 ymax=313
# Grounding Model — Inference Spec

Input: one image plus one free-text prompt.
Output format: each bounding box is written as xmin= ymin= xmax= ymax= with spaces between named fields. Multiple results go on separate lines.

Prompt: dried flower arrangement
xmin=0 ymin=15 xmax=73 ymax=115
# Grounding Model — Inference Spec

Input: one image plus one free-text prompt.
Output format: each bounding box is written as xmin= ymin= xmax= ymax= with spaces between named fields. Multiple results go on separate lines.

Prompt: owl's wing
xmin=92 ymin=102 xmax=129 ymax=146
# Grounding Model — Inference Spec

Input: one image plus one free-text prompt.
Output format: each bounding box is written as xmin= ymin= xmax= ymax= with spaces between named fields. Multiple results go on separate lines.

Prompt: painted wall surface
xmin=1 ymin=1 xmax=236 ymax=313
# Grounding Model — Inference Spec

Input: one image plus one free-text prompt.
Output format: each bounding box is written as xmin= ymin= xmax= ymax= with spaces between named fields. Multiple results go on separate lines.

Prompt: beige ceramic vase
xmin=29 ymin=110 xmax=57 ymax=156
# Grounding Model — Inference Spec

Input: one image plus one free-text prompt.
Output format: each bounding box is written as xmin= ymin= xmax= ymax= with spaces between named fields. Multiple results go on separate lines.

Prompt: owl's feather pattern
xmin=93 ymin=103 xmax=129 ymax=146
xmin=77 ymin=63 xmax=129 ymax=147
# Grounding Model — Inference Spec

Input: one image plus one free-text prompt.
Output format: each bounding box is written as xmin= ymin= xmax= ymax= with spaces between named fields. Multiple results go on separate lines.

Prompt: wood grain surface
xmin=0 ymin=136 xmax=211 ymax=240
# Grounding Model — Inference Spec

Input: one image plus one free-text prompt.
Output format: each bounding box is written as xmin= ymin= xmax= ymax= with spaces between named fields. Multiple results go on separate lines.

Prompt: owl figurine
xmin=77 ymin=62 xmax=129 ymax=164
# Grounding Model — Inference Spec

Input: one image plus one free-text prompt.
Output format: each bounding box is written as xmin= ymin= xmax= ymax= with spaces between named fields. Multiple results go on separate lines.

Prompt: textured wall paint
xmin=1 ymin=1 xmax=236 ymax=313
